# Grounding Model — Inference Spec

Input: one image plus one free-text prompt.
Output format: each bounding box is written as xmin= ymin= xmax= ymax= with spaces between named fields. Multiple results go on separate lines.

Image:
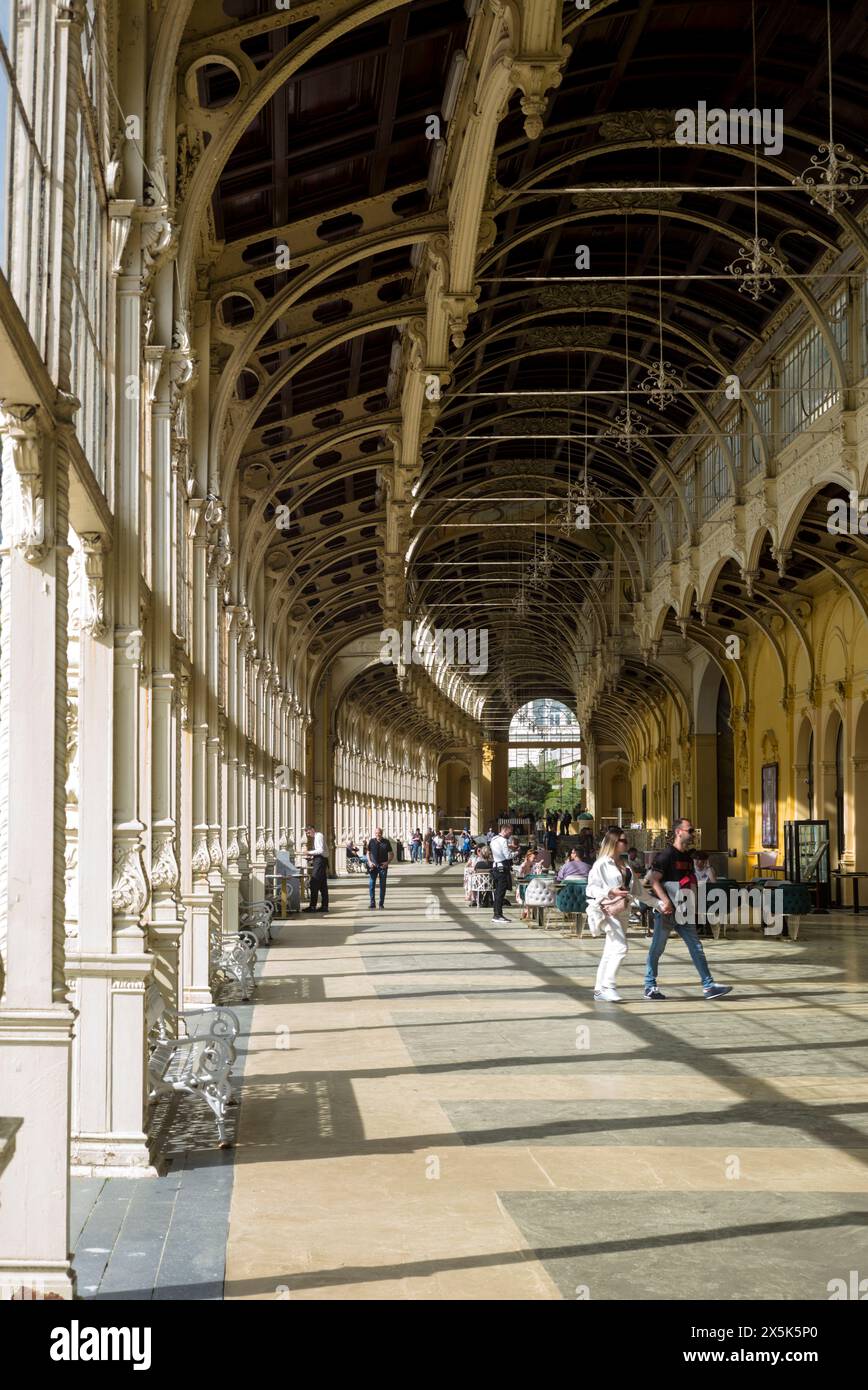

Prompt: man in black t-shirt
xmin=366 ymin=827 xmax=393 ymax=909
xmin=643 ymin=818 xmax=732 ymax=1001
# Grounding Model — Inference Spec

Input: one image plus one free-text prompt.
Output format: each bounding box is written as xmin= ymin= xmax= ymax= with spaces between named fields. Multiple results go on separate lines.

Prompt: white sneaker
xmin=595 ymin=987 xmax=622 ymax=1002
xmin=492 ymin=916 xmax=510 ymax=924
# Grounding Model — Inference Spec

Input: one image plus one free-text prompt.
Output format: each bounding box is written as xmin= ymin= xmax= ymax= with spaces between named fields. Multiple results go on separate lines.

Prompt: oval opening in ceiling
xmin=312 ymin=408 xmax=343 ymax=429
xmin=315 ymin=211 xmax=363 ymax=243
xmin=311 ymin=298 xmax=352 ymax=325
xmin=391 ymin=188 xmax=427 ymax=218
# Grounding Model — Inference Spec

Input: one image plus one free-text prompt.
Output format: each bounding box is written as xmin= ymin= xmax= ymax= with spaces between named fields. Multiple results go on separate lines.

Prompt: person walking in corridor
xmin=366 ymin=826 xmax=393 ymax=909
xmin=644 ymin=818 xmax=732 ymax=1001
xmin=587 ymin=831 xmax=633 ymax=1001
xmin=302 ymin=825 xmax=329 ymax=914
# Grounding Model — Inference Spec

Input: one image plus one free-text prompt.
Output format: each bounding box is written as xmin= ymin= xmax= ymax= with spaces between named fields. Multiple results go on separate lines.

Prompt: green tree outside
xmin=508 ymin=753 xmax=586 ymax=820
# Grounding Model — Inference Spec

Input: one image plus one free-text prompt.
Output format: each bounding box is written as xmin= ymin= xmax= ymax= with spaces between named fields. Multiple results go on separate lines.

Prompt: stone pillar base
xmin=70 ymin=1134 xmax=157 ymax=1178
xmin=0 ymin=1007 xmax=76 ymax=1302
xmin=0 ymin=1259 xmax=76 ymax=1301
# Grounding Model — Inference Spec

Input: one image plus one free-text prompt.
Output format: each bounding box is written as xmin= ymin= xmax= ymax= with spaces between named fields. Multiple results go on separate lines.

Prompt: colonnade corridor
xmin=69 ymin=866 xmax=868 ymax=1302
xmin=3 ymin=0 xmax=868 ymax=1347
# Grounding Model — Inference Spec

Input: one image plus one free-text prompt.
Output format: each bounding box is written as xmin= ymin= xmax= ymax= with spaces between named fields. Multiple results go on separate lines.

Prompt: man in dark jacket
xmin=366 ymin=827 xmax=393 ymax=909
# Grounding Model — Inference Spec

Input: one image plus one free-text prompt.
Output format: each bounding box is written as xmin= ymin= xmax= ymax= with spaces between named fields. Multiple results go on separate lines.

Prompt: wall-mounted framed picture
xmin=761 ymin=762 xmax=778 ymax=848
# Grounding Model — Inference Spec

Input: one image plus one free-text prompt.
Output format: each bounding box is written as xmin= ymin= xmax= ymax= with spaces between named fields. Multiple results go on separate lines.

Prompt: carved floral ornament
xmin=140 ymin=214 xmax=177 ymax=292
xmin=598 ymin=110 xmax=678 ymax=144
xmin=191 ymin=832 xmax=211 ymax=877
xmin=176 ymin=124 xmax=204 ymax=204
xmin=0 ymin=403 xmax=48 ymax=562
xmin=151 ymin=833 xmax=180 ymax=893
xmin=79 ymin=533 xmax=109 ymax=637
xmin=111 ymin=839 xmax=150 ymax=919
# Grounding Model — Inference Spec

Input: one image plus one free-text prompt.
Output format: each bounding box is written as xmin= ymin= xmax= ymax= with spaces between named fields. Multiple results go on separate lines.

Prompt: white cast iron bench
xmin=148 ymin=1035 xmax=234 ymax=1148
xmin=211 ymin=934 xmax=256 ymax=1000
xmin=239 ymin=898 xmax=275 ymax=948
xmin=146 ymin=981 xmax=241 ymax=1064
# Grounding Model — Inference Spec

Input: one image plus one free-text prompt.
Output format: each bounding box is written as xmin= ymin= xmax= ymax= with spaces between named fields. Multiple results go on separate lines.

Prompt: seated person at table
xmin=557 ymin=847 xmax=592 ymax=880
xmin=693 ymin=851 xmax=716 ymax=883
xmin=517 ymin=848 xmax=548 ymax=918
xmin=464 ymin=844 xmax=492 ymax=903
xmin=526 ymin=838 xmax=547 ymax=870
xmin=516 ymin=848 xmax=537 ymax=878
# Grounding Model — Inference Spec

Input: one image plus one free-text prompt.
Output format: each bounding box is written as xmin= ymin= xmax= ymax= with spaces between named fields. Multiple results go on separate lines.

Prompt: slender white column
xmin=204 ymin=513 xmax=226 ymax=899
xmin=0 ymin=404 xmax=77 ymax=1297
xmin=67 ymin=529 xmax=116 ymax=1170
xmin=102 ymin=245 xmax=154 ymax=1170
xmin=147 ymin=347 xmax=184 ymax=1005
xmin=183 ymin=500 xmax=213 ymax=1004
xmin=223 ymin=610 xmax=243 ymax=935
xmin=236 ymin=619 xmax=252 ymax=894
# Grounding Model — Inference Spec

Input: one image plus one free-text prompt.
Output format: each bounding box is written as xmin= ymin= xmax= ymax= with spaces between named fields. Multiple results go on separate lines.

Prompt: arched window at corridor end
xmin=507 ymin=700 xmax=584 ymax=822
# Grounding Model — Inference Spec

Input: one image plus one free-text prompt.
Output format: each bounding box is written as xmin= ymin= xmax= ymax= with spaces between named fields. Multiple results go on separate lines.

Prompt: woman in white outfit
xmin=586 ymin=831 xmax=633 ymax=1002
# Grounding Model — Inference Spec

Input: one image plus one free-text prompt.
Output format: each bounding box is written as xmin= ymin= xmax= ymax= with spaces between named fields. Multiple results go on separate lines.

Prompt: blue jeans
xmin=644 ymin=910 xmax=714 ymax=991
xmin=369 ymin=865 xmax=388 ymax=906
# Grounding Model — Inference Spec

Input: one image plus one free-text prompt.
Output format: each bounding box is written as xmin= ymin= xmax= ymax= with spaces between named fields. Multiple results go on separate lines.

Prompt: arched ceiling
xmin=184 ymin=0 xmax=868 ymax=739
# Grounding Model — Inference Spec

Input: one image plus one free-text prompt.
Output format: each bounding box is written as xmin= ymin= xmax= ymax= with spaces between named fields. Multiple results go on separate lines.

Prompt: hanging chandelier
xmin=640 ymin=358 xmax=682 ymax=411
xmin=793 ymin=1 xmax=866 ymax=214
xmin=726 ymin=235 xmax=787 ymax=301
xmin=641 ymin=164 xmax=683 ymax=412
xmin=604 ymin=406 xmax=650 ymax=452
xmin=512 ymin=586 xmax=530 ymax=618
xmin=528 ymin=542 xmax=553 ymax=584
xmin=557 ymin=481 xmax=583 ymax=534
xmin=795 ymin=144 xmax=867 ymax=214
xmin=725 ymin=2 xmax=787 ymax=302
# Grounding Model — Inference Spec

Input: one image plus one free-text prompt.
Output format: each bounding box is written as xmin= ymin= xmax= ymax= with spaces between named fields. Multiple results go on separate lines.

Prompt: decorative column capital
xmin=204 ymin=492 xmax=231 ymax=594
xmin=510 ymin=51 xmax=569 ymax=141
xmin=144 ymin=344 xmax=168 ymax=404
xmin=151 ymin=833 xmax=180 ymax=893
xmin=191 ymin=830 xmax=211 ymax=878
xmin=109 ymin=198 xmax=137 ymax=275
xmin=56 ymin=0 xmax=86 ymax=28
xmin=440 ymin=291 xmax=479 ymax=350
xmin=0 ymin=402 xmax=49 ymax=562
xmin=140 ymin=211 xmax=178 ymax=292
xmin=111 ymin=835 xmax=150 ymax=921
xmin=79 ymin=532 xmax=110 ymax=637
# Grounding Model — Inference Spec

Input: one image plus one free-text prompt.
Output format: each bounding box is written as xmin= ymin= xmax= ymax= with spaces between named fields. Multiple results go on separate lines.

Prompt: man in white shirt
xmin=489 ymin=826 xmax=513 ymax=923
xmin=302 ymin=825 xmax=329 ymax=913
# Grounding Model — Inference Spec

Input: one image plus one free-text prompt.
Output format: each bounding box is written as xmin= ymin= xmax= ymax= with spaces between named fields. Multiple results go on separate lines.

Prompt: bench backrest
xmin=145 ymin=980 xmax=166 ymax=1036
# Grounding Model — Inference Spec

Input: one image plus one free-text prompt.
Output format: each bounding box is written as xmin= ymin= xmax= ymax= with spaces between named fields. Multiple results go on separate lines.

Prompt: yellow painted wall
xmin=626 ymin=571 xmax=868 ymax=899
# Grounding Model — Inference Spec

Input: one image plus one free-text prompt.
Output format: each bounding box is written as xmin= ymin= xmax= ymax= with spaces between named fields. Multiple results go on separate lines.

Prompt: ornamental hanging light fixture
xmin=641 ymin=155 xmax=683 ymax=411
xmin=793 ymin=0 xmax=866 ymax=213
xmin=526 ymin=439 xmax=553 ymax=585
xmin=605 ymin=219 xmax=650 ymax=452
xmin=726 ymin=1 xmax=787 ymax=301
